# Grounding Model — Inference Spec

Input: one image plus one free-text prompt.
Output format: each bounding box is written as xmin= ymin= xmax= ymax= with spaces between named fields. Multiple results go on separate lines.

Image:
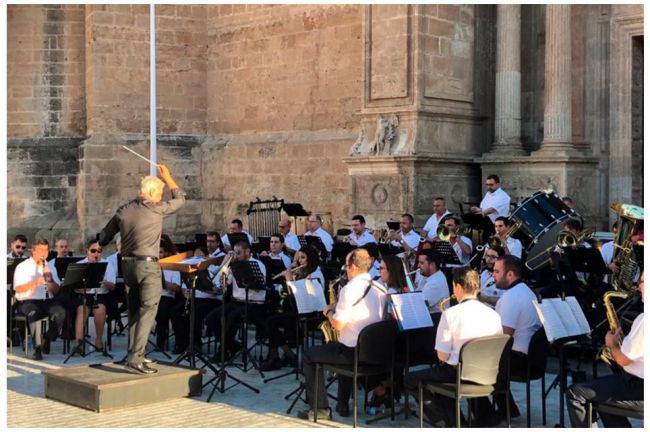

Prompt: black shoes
xmin=32 ymin=346 xmax=43 ymax=361
xmin=335 ymin=402 xmax=350 ymax=417
xmin=124 ymin=362 xmax=158 ymax=375
xmin=297 ymin=407 xmax=332 ymax=421
xmin=42 ymin=337 xmax=51 ymax=354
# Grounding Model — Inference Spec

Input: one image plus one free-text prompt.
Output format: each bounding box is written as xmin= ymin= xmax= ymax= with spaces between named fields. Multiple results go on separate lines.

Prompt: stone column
xmin=535 ymin=4 xmax=574 ymax=155
xmin=490 ymin=5 xmax=525 ymax=154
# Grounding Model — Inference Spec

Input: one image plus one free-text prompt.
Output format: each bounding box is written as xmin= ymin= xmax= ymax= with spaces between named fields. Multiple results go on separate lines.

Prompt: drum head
xmin=525 ymin=222 xmax=566 ymax=271
xmin=511 ymin=191 xmax=578 ymax=242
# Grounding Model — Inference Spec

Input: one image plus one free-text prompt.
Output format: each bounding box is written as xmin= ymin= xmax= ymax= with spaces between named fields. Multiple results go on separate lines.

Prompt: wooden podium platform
xmin=43 ymin=362 xmax=203 ymax=412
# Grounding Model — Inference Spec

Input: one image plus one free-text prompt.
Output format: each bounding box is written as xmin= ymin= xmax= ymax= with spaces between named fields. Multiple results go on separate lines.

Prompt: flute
xmin=272 ymin=264 xmax=307 ymax=280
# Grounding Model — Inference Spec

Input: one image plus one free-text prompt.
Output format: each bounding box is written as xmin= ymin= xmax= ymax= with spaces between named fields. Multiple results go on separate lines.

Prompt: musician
xmin=404 ymin=268 xmax=503 ymax=427
xmin=416 ymin=249 xmax=449 ymax=312
xmin=193 ymin=246 xmax=208 ymax=257
xmin=492 ymin=255 xmax=542 ymax=418
xmin=105 ymin=234 xmax=121 ymax=273
xmin=493 ymin=217 xmax=522 ymax=258
xmin=477 ymin=245 xmax=507 ymax=307
xmin=7 ymin=234 xmax=28 ymax=258
xmin=221 ymin=219 xmax=254 ymax=251
xmin=70 ymin=239 xmax=117 ymax=354
xmin=441 ymin=215 xmax=473 ymax=265
xmin=260 ymin=245 xmax=324 ymax=371
xmin=278 ymin=217 xmax=301 ymax=255
xmin=423 ymin=197 xmax=451 ymax=240
xmin=600 ymin=221 xmax=617 ymax=274
xmin=348 ymin=215 xmax=377 ymax=246
xmin=98 ymin=164 xmax=185 ymax=375
xmin=49 ymin=238 xmax=70 ymax=261
xmin=155 ymin=238 xmax=182 ymax=351
xmin=470 ymin=174 xmax=511 ymax=223
xmin=204 ymin=241 xmax=267 ymax=361
xmin=13 ymin=238 xmax=65 ymax=360
xmin=389 ymin=213 xmax=421 ymax=251
xmin=305 ymin=214 xmax=334 ymax=253
xmin=562 ymin=217 xmax=590 ymax=248
xmin=566 ymin=272 xmax=644 ymax=428
xmin=298 ymin=248 xmax=386 ymax=420
xmin=263 ymin=233 xmax=292 ymax=268
xmin=562 ymin=196 xmax=575 ymax=209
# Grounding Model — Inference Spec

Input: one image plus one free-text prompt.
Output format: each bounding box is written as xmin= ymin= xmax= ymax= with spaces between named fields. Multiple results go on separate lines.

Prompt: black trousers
xmin=303 ymin=342 xmax=355 ymax=409
xmin=566 ymin=371 xmax=644 ymax=427
xmin=18 ymin=299 xmax=66 ymax=347
xmin=171 ymin=297 xmax=220 ymax=351
xmin=493 ymin=349 xmax=527 ymax=415
xmin=204 ymin=301 xmax=268 ymax=352
xmin=122 ymin=260 xmax=161 ymax=365
xmin=155 ymin=295 xmax=181 ymax=349
xmin=264 ymin=311 xmax=297 ymax=349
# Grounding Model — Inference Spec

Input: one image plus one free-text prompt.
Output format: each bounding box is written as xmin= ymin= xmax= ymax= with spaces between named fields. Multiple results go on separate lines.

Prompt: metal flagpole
xmin=149 ymin=3 xmax=157 ymax=175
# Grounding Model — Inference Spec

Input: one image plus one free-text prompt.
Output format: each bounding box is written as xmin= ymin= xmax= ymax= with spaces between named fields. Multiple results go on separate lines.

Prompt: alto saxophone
xmin=318 ymin=276 xmax=341 ymax=343
xmin=598 ymin=290 xmax=630 ymax=368
xmin=438 ymin=295 xmax=456 ymax=312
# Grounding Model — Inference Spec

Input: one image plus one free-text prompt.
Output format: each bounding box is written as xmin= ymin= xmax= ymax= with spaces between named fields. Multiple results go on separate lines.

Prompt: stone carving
xmin=369 ymin=115 xmax=399 ymax=156
xmin=349 ymin=129 xmax=364 ymax=156
xmin=371 ymin=183 xmax=389 ymax=205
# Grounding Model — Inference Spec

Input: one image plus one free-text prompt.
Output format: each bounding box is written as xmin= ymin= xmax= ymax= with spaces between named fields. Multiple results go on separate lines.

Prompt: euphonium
xmin=598 ymin=290 xmax=630 ymax=368
xmin=610 ymin=202 xmax=644 ymax=292
xmin=318 ymin=274 xmax=342 ymax=343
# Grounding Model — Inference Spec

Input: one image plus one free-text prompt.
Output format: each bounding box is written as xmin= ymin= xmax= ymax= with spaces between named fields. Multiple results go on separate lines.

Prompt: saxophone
xmin=598 ymin=290 xmax=630 ymax=368
xmin=438 ymin=295 xmax=456 ymax=312
xmin=318 ymin=275 xmax=342 ymax=343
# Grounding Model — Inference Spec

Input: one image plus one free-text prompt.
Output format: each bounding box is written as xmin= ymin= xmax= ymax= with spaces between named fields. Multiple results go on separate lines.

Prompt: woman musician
xmin=260 ymin=245 xmax=324 ymax=371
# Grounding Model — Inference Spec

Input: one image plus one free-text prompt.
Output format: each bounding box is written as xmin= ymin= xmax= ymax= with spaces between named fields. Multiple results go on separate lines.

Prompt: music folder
xmin=62 ymin=262 xmax=108 ymax=291
xmin=386 ymin=221 xmax=400 ymax=231
xmin=532 ymin=296 xmax=591 ymax=343
xmin=388 ymin=292 xmax=434 ymax=331
xmin=54 ymin=256 xmax=84 ymax=280
xmin=227 ymin=232 xmax=251 ymax=247
xmin=287 ymin=278 xmax=326 ymax=314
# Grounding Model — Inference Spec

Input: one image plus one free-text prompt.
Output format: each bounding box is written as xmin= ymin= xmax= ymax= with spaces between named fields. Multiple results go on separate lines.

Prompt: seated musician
xmin=561 ymin=217 xmax=591 ymax=249
xmin=304 ymin=214 xmax=334 ymax=254
xmin=7 ymin=234 xmax=29 ymax=258
xmin=13 ymin=239 xmax=66 ymax=360
xmin=204 ymin=241 xmax=267 ymax=361
xmin=260 ymin=245 xmax=324 ymax=372
xmin=441 ymin=215 xmax=473 ymax=265
xmin=70 ymin=238 xmax=117 ymax=354
xmin=566 ymin=272 xmax=644 ymax=427
xmin=155 ymin=238 xmax=182 ymax=351
xmin=261 ymin=233 xmax=292 ymax=268
xmin=47 ymin=238 xmax=70 ymax=267
xmin=469 ymin=174 xmax=511 ymax=224
xmin=415 ymin=250 xmax=449 ymax=312
xmin=389 ymin=213 xmax=421 ymax=252
xmin=298 ymin=248 xmax=387 ymax=420
xmin=347 ymin=215 xmax=377 ymax=247
xmin=493 ymin=217 xmax=522 ymax=258
xmin=600 ymin=221 xmax=617 ymax=276
xmin=477 ymin=245 xmax=506 ymax=307
xmin=278 ymin=217 xmax=301 ymax=255
xmin=206 ymin=230 xmax=226 ymax=259
xmin=492 ymin=255 xmax=542 ymax=419
xmin=423 ymin=197 xmax=451 ymax=241
xmin=404 ymin=268 xmax=503 ymax=427
xmin=221 ymin=219 xmax=254 ymax=251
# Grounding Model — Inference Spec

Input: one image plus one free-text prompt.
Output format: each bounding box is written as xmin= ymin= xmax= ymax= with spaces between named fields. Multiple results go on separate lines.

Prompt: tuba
xmin=610 ymin=203 xmax=644 ymax=292
xmin=598 ymin=290 xmax=630 ymax=369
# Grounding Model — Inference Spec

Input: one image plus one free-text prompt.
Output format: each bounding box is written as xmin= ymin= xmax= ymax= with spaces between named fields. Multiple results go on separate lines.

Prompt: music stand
xmin=331 ymin=242 xmax=355 ymax=264
xmin=432 ymin=241 xmax=461 ymax=267
xmin=227 ymin=233 xmax=250 ymax=248
xmin=462 ymin=212 xmax=494 ymax=243
xmin=386 ymin=221 xmax=400 ymax=231
xmin=282 ymin=203 xmax=309 ymax=217
xmin=54 ymin=256 xmax=84 ymax=304
xmin=378 ymin=243 xmax=404 ymax=259
xmin=297 ymin=235 xmax=308 ymax=248
xmin=565 ymin=248 xmax=608 ymax=276
xmin=252 ymin=236 xmax=271 ymax=256
xmin=63 ymin=262 xmax=110 ymax=362
xmin=304 ymin=235 xmax=327 ymax=258
xmin=258 ymin=256 xmax=287 ymax=286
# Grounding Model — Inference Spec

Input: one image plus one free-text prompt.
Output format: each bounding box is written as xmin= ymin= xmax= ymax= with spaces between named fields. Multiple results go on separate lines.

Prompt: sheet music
xmin=181 ymin=256 xmax=206 ymax=265
xmin=533 ymin=296 xmax=590 ymax=342
xmin=390 ymin=292 xmax=433 ymax=331
xmin=533 ymin=301 xmax=564 ymax=342
xmin=287 ymin=279 xmax=326 ymax=314
xmin=564 ymin=296 xmax=591 ymax=335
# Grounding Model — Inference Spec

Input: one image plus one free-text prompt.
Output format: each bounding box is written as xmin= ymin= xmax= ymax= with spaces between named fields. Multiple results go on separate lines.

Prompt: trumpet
xmin=271 ymin=263 xmax=307 ymax=280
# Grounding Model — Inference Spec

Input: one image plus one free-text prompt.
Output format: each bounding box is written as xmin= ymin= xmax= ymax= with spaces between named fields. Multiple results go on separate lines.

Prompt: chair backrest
xmin=528 ymin=327 xmax=550 ymax=374
xmin=357 ymin=319 xmax=398 ymax=366
xmin=459 ymin=334 xmax=512 ymax=385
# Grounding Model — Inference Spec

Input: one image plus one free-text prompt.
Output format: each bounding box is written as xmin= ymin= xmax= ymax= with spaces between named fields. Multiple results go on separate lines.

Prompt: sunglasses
xmin=90 ymin=248 xmax=103 ymax=254
xmin=14 ymin=245 xmax=26 ymax=249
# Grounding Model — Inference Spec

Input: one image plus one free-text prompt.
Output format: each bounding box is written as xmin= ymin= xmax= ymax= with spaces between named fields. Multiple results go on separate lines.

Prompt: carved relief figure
xmin=368 ymin=115 xmax=399 ymax=156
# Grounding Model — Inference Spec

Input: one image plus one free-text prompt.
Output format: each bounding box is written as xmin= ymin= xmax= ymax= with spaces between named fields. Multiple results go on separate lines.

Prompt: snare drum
xmin=510 ymin=190 xmax=579 ymax=245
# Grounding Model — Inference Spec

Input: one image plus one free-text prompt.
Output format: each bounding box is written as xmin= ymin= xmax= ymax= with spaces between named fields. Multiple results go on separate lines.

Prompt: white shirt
xmin=77 ymin=257 xmax=117 ymax=294
xmin=268 ymin=251 xmax=292 ymax=269
xmin=349 ymin=230 xmax=377 ymax=247
xmin=221 ymin=231 xmax=254 ymax=248
xmin=417 ymin=270 xmax=449 ymax=312
xmin=106 ymin=252 xmax=123 ymax=283
xmin=283 ymin=231 xmax=301 ymax=253
xmin=480 ymin=269 xmax=506 ymax=299
xmin=436 ymin=298 xmax=503 ymax=366
xmin=504 ymin=237 xmax=522 ymax=259
xmin=480 ymin=187 xmax=511 ymax=223
xmin=390 ymin=229 xmax=421 ymax=250
xmin=452 ymin=236 xmax=473 ymax=265
xmin=305 ymin=227 xmax=334 ymax=253
xmin=369 ymin=260 xmax=380 ymax=279
xmin=197 ymin=249 xmax=227 ymax=300
xmin=162 ymin=269 xmax=182 ymax=298
xmin=307 ymin=267 xmax=326 ymax=290
xmin=495 ymin=281 xmax=541 ymax=354
xmin=333 ymin=272 xmax=386 ymax=348
xmin=620 ymin=312 xmax=644 ymax=378
xmin=13 ymin=257 xmax=61 ymax=301
xmin=423 ymin=210 xmax=451 ymax=239
xmin=231 ymin=257 xmax=267 ymax=303
xmin=7 ymin=252 xmax=28 ymax=259
xmin=600 ymin=241 xmax=614 ymax=265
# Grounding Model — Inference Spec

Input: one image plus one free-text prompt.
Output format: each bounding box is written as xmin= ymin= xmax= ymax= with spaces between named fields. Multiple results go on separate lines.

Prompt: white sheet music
xmin=389 ymin=292 xmax=434 ymax=331
xmin=181 ymin=256 xmax=205 ymax=265
xmin=533 ymin=296 xmax=590 ymax=342
xmin=287 ymin=279 xmax=326 ymax=314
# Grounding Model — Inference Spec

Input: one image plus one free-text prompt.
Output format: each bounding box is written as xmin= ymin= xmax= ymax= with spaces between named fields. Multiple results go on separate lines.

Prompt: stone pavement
xmin=6 ymin=330 xmax=643 ymax=428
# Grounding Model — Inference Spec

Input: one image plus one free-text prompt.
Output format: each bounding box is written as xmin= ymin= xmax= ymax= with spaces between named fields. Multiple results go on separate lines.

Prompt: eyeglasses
xmin=485 ymin=255 xmax=498 ymax=260
xmin=90 ymin=248 xmax=102 ymax=254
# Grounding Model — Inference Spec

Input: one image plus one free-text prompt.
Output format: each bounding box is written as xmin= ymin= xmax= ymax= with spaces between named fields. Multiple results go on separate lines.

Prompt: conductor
xmin=98 ymin=164 xmax=185 ymax=374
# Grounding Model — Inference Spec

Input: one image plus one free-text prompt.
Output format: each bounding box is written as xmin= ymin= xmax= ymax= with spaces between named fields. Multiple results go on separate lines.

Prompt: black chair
xmin=313 ymin=319 xmax=399 ymax=427
xmin=510 ymin=327 xmax=549 ymax=427
xmin=419 ymin=334 xmax=513 ymax=428
xmin=587 ymin=400 xmax=644 ymax=427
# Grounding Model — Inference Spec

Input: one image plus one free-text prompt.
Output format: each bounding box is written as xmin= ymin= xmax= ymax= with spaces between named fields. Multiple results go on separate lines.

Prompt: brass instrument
xmin=436 ymin=225 xmax=454 ymax=242
xmin=476 ymin=220 xmax=523 ymax=252
xmin=525 ymin=229 xmax=595 ymax=271
xmin=598 ymin=290 xmax=630 ymax=368
xmin=610 ymin=202 xmax=644 ymax=292
xmin=438 ymin=295 xmax=456 ymax=312
xmin=318 ymin=269 xmax=344 ymax=343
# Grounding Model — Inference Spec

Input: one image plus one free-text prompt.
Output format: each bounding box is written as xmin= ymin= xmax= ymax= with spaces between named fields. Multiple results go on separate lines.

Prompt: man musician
xmin=423 ymin=197 xmax=451 ymax=241
xmin=389 ymin=213 xmax=421 ymax=251
xmin=7 ymin=234 xmax=29 ymax=258
xmin=260 ymin=233 xmax=292 ymax=268
xmin=440 ymin=215 xmax=473 ymax=266
xmin=221 ymin=219 xmax=254 ymax=251
xmin=492 ymin=217 xmax=523 ymax=259
xmin=278 ymin=217 xmax=301 ymax=255
xmin=305 ymin=214 xmax=334 ymax=254
xmin=347 ymin=215 xmax=377 ymax=247
xmin=469 ymin=174 xmax=511 ymax=224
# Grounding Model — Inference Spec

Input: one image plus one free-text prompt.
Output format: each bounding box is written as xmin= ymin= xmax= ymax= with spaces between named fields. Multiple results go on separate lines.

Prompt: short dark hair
xmin=489 ymin=244 xmax=506 ymax=257
xmin=561 ymin=196 xmax=574 ymax=205
xmin=452 ymin=267 xmax=480 ymax=295
xmin=231 ymin=219 xmax=243 ymax=229
xmin=352 ymin=215 xmax=366 ymax=225
xmin=441 ymin=215 xmax=461 ymax=227
xmin=495 ymin=216 xmax=511 ymax=226
xmin=401 ymin=213 xmax=414 ymax=223
xmin=418 ymin=249 xmax=440 ymax=269
xmin=486 ymin=174 xmax=500 ymax=183
xmin=271 ymin=232 xmax=285 ymax=243
xmin=13 ymin=234 xmax=27 ymax=243
xmin=206 ymin=230 xmax=221 ymax=239
xmin=563 ymin=218 xmax=582 ymax=232
xmin=496 ymin=255 xmax=522 ymax=278
xmin=86 ymin=237 xmax=100 ymax=248
xmin=32 ymin=238 xmax=49 ymax=247
xmin=234 ymin=241 xmax=251 ymax=251
xmin=434 ymin=197 xmax=445 ymax=202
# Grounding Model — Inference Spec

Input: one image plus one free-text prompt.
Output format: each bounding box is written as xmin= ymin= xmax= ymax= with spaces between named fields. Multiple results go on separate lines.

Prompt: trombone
xmin=475 ymin=220 xmax=523 ymax=252
xmin=525 ymin=229 xmax=595 ymax=271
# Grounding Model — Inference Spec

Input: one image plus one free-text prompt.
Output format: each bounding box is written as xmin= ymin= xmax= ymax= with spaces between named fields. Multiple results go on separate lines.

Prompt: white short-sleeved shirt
xmin=600 ymin=241 xmax=614 ymax=265
xmin=333 ymin=272 xmax=386 ymax=348
xmin=106 ymin=252 xmax=123 ymax=283
xmin=349 ymin=230 xmax=377 ymax=247
xmin=620 ymin=312 xmax=644 ymax=378
xmin=269 ymin=251 xmax=292 ymax=269
xmin=436 ymin=298 xmax=503 ymax=366
xmin=77 ymin=257 xmax=117 ymax=294
xmin=495 ymin=282 xmax=541 ymax=354
xmin=480 ymin=269 xmax=506 ymax=299
xmin=221 ymin=231 xmax=254 ymax=248
xmin=283 ymin=231 xmax=301 ymax=253
xmin=390 ymin=229 xmax=421 ymax=250
xmin=423 ymin=211 xmax=451 ymax=239
xmin=452 ymin=236 xmax=473 ymax=265
xmin=417 ymin=270 xmax=449 ymax=312
xmin=305 ymin=227 xmax=334 ymax=253
xmin=162 ymin=269 xmax=182 ymax=298
xmin=7 ymin=252 xmax=28 ymax=259
xmin=480 ymin=188 xmax=511 ymax=222
xmin=505 ymin=237 xmax=523 ymax=259
xmin=13 ymin=257 xmax=62 ymax=301
xmin=306 ymin=267 xmax=326 ymax=290
xmin=231 ymin=257 xmax=267 ymax=303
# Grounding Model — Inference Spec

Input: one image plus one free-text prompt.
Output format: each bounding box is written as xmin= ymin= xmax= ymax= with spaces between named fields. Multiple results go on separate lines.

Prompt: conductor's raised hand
xmin=157 ymin=164 xmax=172 ymax=180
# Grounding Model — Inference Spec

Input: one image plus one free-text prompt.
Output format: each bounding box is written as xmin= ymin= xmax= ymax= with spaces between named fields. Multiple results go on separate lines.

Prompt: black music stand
xmin=378 ymin=243 xmax=404 ymax=259
xmin=63 ymin=262 xmax=110 ymax=362
xmin=462 ymin=212 xmax=494 ymax=243
xmin=432 ymin=241 xmax=461 ymax=267
xmin=633 ymin=244 xmax=643 ymax=270
xmin=195 ymin=233 xmax=207 ymax=249
xmin=565 ymin=248 xmax=608 ymax=276
xmin=282 ymin=202 xmax=310 ymax=217
xmin=252 ymin=236 xmax=271 ymax=255
xmin=305 ymin=235 xmax=327 ymax=259
xmin=386 ymin=221 xmax=400 ymax=231
xmin=332 ymin=242 xmax=355 ymax=264
xmin=227 ymin=233 xmax=250 ymax=248
xmin=258 ymin=256 xmax=287 ymax=286
xmin=297 ymin=235 xmax=308 ymax=248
